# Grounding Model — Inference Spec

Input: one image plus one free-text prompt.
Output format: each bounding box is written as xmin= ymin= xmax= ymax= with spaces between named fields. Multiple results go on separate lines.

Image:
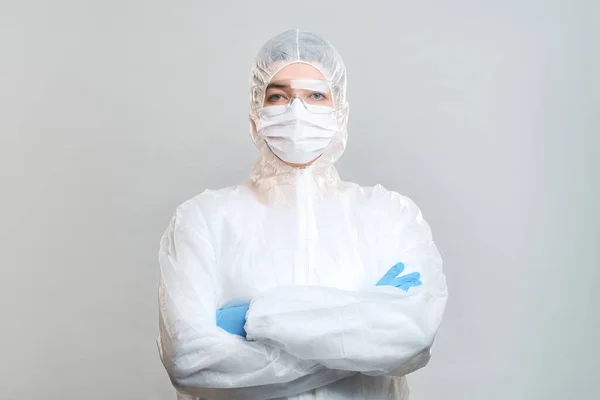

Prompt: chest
xmin=214 ymin=199 xmax=379 ymax=306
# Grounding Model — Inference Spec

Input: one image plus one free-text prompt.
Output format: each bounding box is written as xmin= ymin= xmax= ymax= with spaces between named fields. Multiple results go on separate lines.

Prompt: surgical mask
xmin=256 ymin=99 xmax=338 ymax=165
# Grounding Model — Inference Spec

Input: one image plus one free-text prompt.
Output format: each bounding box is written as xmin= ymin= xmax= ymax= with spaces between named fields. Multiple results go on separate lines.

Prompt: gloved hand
xmin=216 ymin=304 xmax=250 ymax=337
xmin=376 ymin=262 xmax=422 ymax=291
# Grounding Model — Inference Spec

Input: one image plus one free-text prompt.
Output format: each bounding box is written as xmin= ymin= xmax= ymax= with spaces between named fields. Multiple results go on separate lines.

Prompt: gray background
xmin=1 ymin=1 xmax=598 ymax=399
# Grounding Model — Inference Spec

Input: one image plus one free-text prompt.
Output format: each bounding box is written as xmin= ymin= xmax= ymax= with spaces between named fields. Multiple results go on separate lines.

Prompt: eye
xmin=310 ymin=92 xmax=327 ymax=101
xmin=267 ymin=93 xmax=287 ymax=102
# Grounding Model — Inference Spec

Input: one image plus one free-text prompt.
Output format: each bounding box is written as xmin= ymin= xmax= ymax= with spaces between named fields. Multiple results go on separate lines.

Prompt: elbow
xmin=165 ymin=358 xmax=192 ymax=383
xmin=390 ymin=315 xmax=442 ymax=375
xmin=157 ymin=338 xmax=195 ymax=383
xmin=385 ymin=346 xmax=432 ymax=377
xmin=410 ymin=319 xmax=439 ymax=364
xmin=382 ymin=317 xmax=440 ymax=375
xmin=361 ymin=345 xmax=432 ymax=377
xmin=164 ymin=357 xmax=208 ymax=397
xmin=407 ymin=291 xmax=447 ymax=362
xmin=165 ymin=366 xmax=203 ymax=400
xmin=163 ymin=353 xmax=206 ymax=393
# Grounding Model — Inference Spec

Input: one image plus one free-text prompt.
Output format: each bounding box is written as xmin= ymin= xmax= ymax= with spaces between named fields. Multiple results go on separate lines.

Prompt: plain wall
xmin=1 ymin=1 xmax=598 ymax=399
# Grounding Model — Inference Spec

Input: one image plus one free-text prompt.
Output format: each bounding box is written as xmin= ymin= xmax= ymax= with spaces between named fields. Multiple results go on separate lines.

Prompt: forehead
xmin=270 ymin=62 xmax=327 ymax=82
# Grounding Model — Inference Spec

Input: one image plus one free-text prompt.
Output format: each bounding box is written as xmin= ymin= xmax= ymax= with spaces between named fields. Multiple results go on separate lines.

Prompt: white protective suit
xmin=157 ymin=29 xmax=448 ymax=400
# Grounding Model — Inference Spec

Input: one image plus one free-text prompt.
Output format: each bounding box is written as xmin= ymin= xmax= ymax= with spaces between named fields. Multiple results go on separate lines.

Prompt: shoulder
xmin=172 ymin=185 xmax=245 ymax=227
xmin=344 ymin=182 xmax=422 ymax=216
xmin=346 ymin=183 xmax=435 ymax=247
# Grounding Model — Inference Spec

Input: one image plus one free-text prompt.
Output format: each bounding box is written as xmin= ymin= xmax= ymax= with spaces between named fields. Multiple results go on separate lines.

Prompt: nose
xmin=289 ymin=96 xmax=308 ymax=110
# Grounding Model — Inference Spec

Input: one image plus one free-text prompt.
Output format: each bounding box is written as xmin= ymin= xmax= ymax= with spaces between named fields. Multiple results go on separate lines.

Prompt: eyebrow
xmin=266 ymin=83 xmax=290 ymax=90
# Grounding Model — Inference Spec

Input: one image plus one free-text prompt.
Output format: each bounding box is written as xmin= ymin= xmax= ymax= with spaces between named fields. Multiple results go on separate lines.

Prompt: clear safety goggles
xmin=252 ymin=79 xmax=336 ymax=116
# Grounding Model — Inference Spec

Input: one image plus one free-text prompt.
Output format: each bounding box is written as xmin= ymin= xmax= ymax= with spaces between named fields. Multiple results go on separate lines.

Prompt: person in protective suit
xmin=157 ymin=29 xmax=448 ymax=400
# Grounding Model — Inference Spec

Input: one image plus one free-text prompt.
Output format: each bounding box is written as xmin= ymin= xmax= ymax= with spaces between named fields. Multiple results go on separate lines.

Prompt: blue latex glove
xmin=216 ymin=304 xmax=250 ymax=337
xmin=376 ymin=262 xmax=422 ymax=291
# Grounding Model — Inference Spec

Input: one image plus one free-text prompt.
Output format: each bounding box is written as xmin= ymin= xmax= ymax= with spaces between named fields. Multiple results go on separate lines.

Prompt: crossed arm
xmin=157 ymin=195 xmax=447 ymax=399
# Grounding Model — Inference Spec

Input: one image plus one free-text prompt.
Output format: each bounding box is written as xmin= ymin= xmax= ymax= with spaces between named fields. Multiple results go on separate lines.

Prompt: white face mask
xmin=256 ymin=100 xmax=338 ymax=165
